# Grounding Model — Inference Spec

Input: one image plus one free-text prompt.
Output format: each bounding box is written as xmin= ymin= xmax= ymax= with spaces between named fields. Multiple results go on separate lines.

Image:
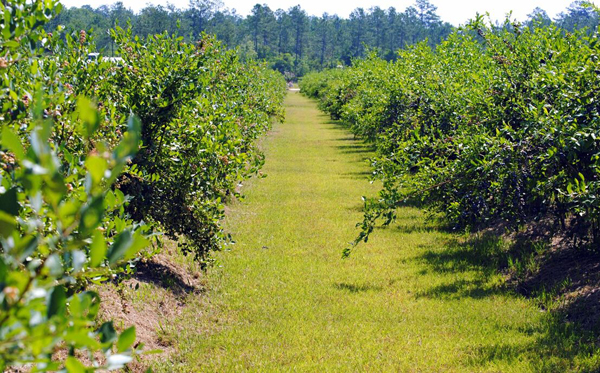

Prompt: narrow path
xmin=159 ymin=92 xmax=548 ymax=372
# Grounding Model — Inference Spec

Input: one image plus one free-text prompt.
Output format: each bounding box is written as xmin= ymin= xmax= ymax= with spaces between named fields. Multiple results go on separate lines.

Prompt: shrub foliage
xmin=301 ymin=15 xmax=600 ymax=254
xmin=0 ymin=0 xmax=285 ymax=369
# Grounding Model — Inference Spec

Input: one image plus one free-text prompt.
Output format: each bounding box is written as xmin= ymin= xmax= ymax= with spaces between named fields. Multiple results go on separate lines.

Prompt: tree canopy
xmin=47 ymin=0 xmax=599 ymax=77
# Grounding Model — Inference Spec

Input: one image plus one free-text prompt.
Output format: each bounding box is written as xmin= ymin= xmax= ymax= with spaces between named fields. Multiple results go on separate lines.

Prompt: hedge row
xmin=301 ymin=16 xmax=600 ymax=253
xmin=0 ymin=0 xmax=285 ymax=369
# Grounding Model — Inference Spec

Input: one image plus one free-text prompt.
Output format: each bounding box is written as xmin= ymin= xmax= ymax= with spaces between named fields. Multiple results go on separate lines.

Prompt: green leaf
xmin=98 ymin=321 xmax=117 ymax=344
xmin=0 ymin=188 xmax=19 ymax=216
xmin=89 ymin=230 xmax=107 ymax=267
xmin=116 ymin=326 xmax=136 ymax=352
xmin=75 ymin=96 xmax=101 ymax=139
xmin=78 ymin=196 xmax=104 ymax=237
xmin=64 ymin=329 xmax=101 ymax=349
xmin=43 ymin=171 xmax=67 ymax=206
xmin=65 ymin=357 xmax=86 ymax=373
xmin=106 ymin=230 xmax=133 ymax=265
xmin=114 ymin=189 xmax=125 ymax=205
xmin=0 ymin=257 xmax=7 ymax=282
xmin=85 ymin=155 xmax=107 ymax=186
xmin=12 ymin=234 xmax=37 ymax=263
xmin=47 ymin=285 xmax=67 ymax=318
xmin=0 ymin=211 xmax=17 ymax=238
xmin=104 ymin=190 xmax=116 ymax=209
xmin=2 ymin=40 xmax=20 ymax=49
xmin=30 ymin=120 xmax=53 ymax=157
xmin=1 ymin=127 xmax=25 ymax=160
xmin=127 ymin=231 xmax=150 ymax=261
xmin=69 ymin=292 xmax=82 ymax=316
xmin=114 ymin=115 xmax=141 ymax=160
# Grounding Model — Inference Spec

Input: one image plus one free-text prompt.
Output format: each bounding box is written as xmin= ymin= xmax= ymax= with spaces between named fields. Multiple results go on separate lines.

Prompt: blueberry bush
xmin=0 ymin=0 xmax=285 ymax=369
xmin=301 ymin=13 xmax=600 ymax=255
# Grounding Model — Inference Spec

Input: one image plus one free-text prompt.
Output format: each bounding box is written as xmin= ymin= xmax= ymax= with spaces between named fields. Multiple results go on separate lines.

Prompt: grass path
xmin=153 ymin=91 xmax=575 ymax=372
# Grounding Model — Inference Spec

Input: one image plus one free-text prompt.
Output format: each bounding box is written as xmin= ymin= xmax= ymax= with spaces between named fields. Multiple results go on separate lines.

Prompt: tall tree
xmin=207 ymin=10 xmax=240 ymax=46
xmin=526 ymin=7 xmax=552 ymax=28
xmin=556 ymin=0 xmax=599 ymax=31
xmin=186 ymin=0 xmax=222 ymax=37
xmin=415 ymin=0 xmax=440 ymax=28
xmin=312 ymin=13 xmax=334 ymax=66
xmin=39 ymin=1 xmax=478 ymax=75
xmin=289 ymin=5 xmax=308 ymax=66
xmin=134 ymin=5 xmax=174 ymax=37
xmin=349 ymin=8 xmax=366 ymax=57
xmin=275 ymin=9 xmax=291 ymax=55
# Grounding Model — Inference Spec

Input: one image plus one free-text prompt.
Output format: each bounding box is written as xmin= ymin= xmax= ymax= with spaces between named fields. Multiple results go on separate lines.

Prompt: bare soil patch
xmin=96 ymin=243 xmax=205 ymax=371
xmin=498 ymin=220 xmax=600 ymax=333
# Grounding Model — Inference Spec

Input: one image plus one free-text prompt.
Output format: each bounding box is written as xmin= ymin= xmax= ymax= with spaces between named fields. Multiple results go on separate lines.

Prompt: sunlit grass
xmin=150 ymin=92 xmax=599 ymax=372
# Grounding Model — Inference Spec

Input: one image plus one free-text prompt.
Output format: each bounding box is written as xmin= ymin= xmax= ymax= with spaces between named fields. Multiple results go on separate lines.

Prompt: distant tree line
xmin=47 ymin=0 xmax=599 ymax=77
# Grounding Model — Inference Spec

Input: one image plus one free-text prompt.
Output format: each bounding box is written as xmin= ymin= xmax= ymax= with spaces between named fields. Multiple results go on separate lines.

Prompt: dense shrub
xmin=301 ymin=15 xmax=600 ymax=253
xmin=1 ymin=0 xmax=149 ymax=369
xmin=0 ymin=0 xmax=285 ymax=369
xmin=107 ymin=28 xmax=285 ymax=264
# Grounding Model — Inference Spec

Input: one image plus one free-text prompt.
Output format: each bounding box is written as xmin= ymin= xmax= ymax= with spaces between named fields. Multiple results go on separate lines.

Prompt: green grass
xmin=151 ymin=92 xmax=600 ymax=372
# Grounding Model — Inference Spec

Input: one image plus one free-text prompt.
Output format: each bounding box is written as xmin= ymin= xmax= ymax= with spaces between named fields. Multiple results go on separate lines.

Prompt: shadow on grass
xmin=414 ymin=232 xmax=600 ymax=370
xmin=464 ymin=342 xmax=527 ymax=367
xmin=331 ymin=136 xmax=358 ymax=142
xmin=324 ymin=119 xmax=350 ymax=127
xmin=417 ymin=234 xmax=507 ymax=277
xmin=334 ymin=282 xmax=383 ymax=293
xmin=465 ymin=315 xmax=600 ymax=372
xmin=345 ymin=202 xmax=366 ymax=213
xmin=393 ymin=223 xmax=442 ymax=234
xmin=340 ymin=170 xmax=373 ymax=180
xmin=415 ymin=278 xmax=505 ymax=300
xmin=384 ymin=212 xmax=449 ymax=234
xmin=335 ymin=144 xmax=375 ymax=155
xmin=324 ymin=119 xmax=375 ymax=150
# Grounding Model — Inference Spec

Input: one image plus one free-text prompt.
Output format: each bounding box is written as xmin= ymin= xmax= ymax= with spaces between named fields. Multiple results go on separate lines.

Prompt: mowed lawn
xmin=152 ymin=91 xmax=591 ymax=372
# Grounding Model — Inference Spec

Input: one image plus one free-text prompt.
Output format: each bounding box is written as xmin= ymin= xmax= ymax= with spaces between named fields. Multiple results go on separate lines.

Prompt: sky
xmin=58 ymin=0 xmax=588 ymax=26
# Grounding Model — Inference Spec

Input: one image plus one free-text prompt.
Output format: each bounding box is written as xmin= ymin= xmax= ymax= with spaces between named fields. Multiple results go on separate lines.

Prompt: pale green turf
xmin=151 ymin=92 xmax=596 ymax=372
